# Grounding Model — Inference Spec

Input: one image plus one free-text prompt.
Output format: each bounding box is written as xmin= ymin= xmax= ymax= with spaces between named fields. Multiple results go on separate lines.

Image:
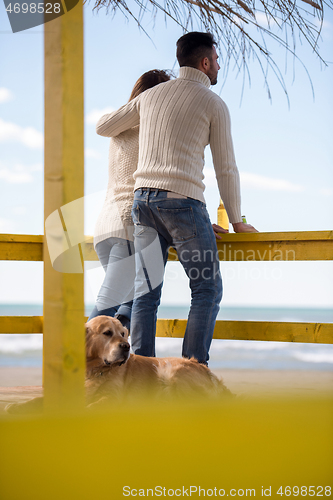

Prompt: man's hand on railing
xmin=212 ymin=224 xmax=229 ymax=240
xmin=232 ymin=222 xmax=259 ymax=233
xmin=213 ymin=222 xmax=259 ymax=239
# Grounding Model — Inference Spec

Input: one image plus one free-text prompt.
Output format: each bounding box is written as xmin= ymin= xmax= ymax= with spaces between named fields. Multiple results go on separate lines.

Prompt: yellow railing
xmin=2 ymin=230 xmax=333 ymax=262
xmin=1 ymin=231 xmax=332 ymax=343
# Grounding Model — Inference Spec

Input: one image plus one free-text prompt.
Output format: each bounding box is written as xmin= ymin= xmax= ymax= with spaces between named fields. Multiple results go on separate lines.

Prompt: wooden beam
xmin=156 ymin=319 xmax=333 ymax=344
xmin=43 ymin=2 xmax=85 ymax=411
xmin=0 ymin=316 xmax=43 ymax=334
xmin=1 ymin=231 xmax=332 ymax=261
xmin=2 ymin=316 xmax=332 ymax=344
xmin=0 ymin=234 xmax=43 ymax=261
xmin=215 ymin=231 xmax=333 ymax=262
xmin=80 ymin=231 xmax=333 ymax=262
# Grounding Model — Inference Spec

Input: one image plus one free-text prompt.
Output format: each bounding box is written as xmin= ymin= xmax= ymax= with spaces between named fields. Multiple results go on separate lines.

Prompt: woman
xmin=88 ymin=70 xmax=171 ymax=329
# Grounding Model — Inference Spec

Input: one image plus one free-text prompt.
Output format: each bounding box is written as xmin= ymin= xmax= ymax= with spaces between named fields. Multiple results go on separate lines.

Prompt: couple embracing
xmin=89 ymin=31 xmax=257 ymax=366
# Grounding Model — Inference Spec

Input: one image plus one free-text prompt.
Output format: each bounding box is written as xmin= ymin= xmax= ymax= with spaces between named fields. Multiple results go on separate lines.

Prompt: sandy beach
xmin=0 ymin=366 xmax=332 ymax=413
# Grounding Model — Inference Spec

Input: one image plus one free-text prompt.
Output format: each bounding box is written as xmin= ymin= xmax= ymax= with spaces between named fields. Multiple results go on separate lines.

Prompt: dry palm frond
xmin=88 ymin=0 xmax=333 ymax=98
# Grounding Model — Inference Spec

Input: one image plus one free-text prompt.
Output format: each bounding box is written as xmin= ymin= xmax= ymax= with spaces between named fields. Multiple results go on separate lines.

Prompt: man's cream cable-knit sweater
xmin=96 ymin=66 xmax=242 ymax=224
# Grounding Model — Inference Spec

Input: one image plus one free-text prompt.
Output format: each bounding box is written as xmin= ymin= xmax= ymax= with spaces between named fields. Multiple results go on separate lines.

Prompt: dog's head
xmin=85 ymin=316 xmax=130 ymax=367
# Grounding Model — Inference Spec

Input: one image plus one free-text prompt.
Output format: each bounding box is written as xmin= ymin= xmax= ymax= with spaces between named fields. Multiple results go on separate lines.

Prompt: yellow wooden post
xmin=43 ymin=2 xmax=85 ymax=411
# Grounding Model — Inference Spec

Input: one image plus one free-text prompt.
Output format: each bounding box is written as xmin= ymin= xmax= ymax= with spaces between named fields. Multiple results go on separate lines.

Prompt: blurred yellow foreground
xmin=0 ymin=396 xmax=332 ymax=499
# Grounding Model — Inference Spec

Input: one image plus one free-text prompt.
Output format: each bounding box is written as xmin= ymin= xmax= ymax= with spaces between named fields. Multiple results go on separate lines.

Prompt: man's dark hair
xmin=176 ymin=32 xmax=217 ymax=68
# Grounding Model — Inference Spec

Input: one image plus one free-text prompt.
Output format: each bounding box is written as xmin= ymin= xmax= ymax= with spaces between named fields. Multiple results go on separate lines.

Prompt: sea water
xmin=0 ymin=304 xmax=333 ymax=370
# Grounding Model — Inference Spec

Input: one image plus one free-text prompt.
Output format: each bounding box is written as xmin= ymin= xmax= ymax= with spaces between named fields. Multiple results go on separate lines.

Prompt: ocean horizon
xmin=0 ymin=304 xmax=333 ymax=370
xmin=1 ymin=303 xmax=333 ymax=322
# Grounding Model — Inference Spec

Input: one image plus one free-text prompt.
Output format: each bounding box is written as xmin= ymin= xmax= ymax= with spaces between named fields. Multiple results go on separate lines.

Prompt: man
xmin=96 ymin=32 xmax=257 ymax=365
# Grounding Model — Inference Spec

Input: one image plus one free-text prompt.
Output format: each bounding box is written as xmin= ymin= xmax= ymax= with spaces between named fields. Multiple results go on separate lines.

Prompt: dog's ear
xmin=85 ymin=324 xmax=94 ymax=358
xmin=123 ymin=327 xmax=129 ymax=339
xmin=85 ymin=323 xmax=92 ymax=338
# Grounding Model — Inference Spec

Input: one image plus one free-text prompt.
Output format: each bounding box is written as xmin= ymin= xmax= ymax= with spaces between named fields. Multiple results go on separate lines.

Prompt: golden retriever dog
xmin=85 ymin=316 xmax=231 ymax=406
xmin=6 ymin=316 xmax=231 ymax=414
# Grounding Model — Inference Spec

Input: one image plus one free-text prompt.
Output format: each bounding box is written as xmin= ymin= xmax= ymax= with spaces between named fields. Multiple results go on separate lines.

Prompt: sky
xmin=0 ymin=1 xmax=332 ymax=308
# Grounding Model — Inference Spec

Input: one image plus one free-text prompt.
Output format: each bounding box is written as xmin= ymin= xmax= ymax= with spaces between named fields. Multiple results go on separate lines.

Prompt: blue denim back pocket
xmin=157 ymin=206 xmax=197 ymax=242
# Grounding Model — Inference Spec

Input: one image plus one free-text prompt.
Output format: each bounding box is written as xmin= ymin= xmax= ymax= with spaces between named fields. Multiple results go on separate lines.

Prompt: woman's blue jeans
xmin=130 ymin=188 xmax=223 ymax=364
xmin=88 ymin=237 xmax=135 ymax=322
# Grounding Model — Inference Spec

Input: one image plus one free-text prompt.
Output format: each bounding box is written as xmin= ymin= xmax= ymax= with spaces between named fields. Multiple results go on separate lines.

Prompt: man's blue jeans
xmin=130 ymin=188 xmax=222 ymax=364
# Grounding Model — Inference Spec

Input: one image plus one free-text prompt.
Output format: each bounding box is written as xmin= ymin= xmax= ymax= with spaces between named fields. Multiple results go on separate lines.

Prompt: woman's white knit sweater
xmin=94 ymin=126 xmax=138 ymax=247
xmin=96 ymin=66 xmax=242 ymax=225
